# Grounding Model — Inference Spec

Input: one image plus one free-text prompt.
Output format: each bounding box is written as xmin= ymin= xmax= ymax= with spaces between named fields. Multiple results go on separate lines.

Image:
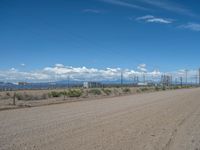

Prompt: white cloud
xmin=10 ymin=68 xmax=18 ymax=72
xmin=137 ymin=0 xmax=196 ymax=17
xmin=137 ymin=64 xmax=147 ymax=72
xmin=54 ymin=64 xmax=65 ymax=68
xmin=99 ymin=0 xmax=149 ymax=11
xmin=136 ymin=15 xmax=173 ymax=24
xmin=0 ymin=64 xmax=162 ymax=82
xmin=0 ymin=64 xmax=198 ymax=83
xmin=100 ymin=0 xmax=196 ymax=17
xmin=179 ymin=23 xmax=200 ymax=32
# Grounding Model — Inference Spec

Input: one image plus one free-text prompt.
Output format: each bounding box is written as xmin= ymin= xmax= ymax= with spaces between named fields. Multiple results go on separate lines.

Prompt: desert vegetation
xmin=0 ymin=85 xmax=196 ymax=110
xmin=0 ymin=86 xmax=195 ymax=101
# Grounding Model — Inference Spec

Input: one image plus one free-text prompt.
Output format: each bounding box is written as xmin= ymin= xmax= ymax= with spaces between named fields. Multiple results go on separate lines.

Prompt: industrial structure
xmin=83 ymin=82 xmax=102 ymax=88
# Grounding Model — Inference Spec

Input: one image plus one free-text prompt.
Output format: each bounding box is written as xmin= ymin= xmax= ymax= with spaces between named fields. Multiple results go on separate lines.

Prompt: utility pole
xmin=170 ymin=75 xmax=173 ymax=86
xmin=13 ymin=92 xmax=16 ymax=105
xmin=185 ymin=69 xmax=188 ymax=85
xmin=121 ymin=71 xmax=123 ymax=87
xmin=67 ymin=76 xmax=70 ymax=88
xmin=180 ymin=77 xmax=183 ymax=87
xmin=199 ymin=68 xmax=200 ymax=86
xmin=195 ymin=70 xmax=198 ymax=86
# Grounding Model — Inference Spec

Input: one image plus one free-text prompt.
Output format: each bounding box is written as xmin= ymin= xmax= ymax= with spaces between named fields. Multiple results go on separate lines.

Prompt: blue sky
xmin=0 ymin=0 xmax=200 ymax=82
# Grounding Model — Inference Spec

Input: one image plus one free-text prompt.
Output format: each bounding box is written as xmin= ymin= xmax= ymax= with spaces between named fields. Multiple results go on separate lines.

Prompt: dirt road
xmin=1 ymin=88 xmax=200 ymax=150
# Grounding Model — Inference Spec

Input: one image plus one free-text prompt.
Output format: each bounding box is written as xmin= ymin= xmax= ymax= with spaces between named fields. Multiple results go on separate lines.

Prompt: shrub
xmin=6 ymin=92 xmax=11 ymax=97
xmin=140 ymin=87 xmax=149 ymax=92
xmin=136 ymin=89 xmax=141 ymax=93
xmin=50 ymin=91 xmax=62 ymax=97
xmin=67 ymin=89 xmax=83 ymax=97
xmin=102 ymin=88 xmax=112 ymax=95
xmin=155 ymin=86 xmax=160 ymax=91
xmin=41 ymin=93 xmax=49 ymax=99
xmin=89 ymin=89 xmax=102 ymax=95
xmin=162 ymin=86 xmax=166 ymax=91
xmin=16 ymin=93 xmax=27 ymax=100
xmin=113 ymin=88 xmax=120 ymax=95
xmin=123 ymin=88 xmax=131 ymax=93
xmin=16 ymin=93 xmax=48 ymax=101
xmin=173 ymin=86 xmax=181 ymax=89
xmin=1 ymin=92 xmax=11 ymax=99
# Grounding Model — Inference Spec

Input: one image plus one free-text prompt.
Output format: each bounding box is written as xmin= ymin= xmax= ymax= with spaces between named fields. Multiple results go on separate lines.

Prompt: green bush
xmin=89 ymin=89 xmax=102 ymax=95
xmin=50 ymin=91 xmax=62 ymax=97
xmin=16 ymin=93 xmax=48 ymax=101
xmin=60 ymin=91 xmax=68 ymax=96
xmin=16 ymin=93 xmax=30 ymax=100
xmin=16 ymin=94 xmax=22 ymax=100
xmin=140 ymin=87 xmax=149 ymax=92
xmin=162 ymin=86 xmax=166 ymax=91
xmin=155 ymin=86 xmax=160 ymax=91
xmin=123 ymin=88 xmax=131 ymax=93
xmin=102 ymin=88 xmax=112 ymax=95
xmin=67 ymin=89 xmax=83 ymax=97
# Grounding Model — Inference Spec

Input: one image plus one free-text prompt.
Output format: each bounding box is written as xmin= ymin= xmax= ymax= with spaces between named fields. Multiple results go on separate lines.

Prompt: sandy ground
xmin=0 ymin=88 xmax=200 ymax=150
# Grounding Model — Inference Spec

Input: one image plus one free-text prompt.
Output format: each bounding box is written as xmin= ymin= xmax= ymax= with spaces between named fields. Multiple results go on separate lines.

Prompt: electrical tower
xmin=185 ymin=69 xmax=188 ymax=85
xmin=199 ymin=68 xmax=200 ymax=86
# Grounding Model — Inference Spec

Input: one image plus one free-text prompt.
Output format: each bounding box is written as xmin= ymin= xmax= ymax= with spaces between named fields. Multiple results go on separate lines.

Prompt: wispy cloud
xmin=99 ymin=0 xmax=149 ymax=11
xmin=179 ymin=23 xmax=200 ymax=32
xmin=20 ymin=63 xmax=26 ymax=67
xmin=99 ymin=0 xmax=196 ymax=17
xmin=138 ymin=0 xmax=196 ymax=17
xmin=83 ymin=9 xmax=103 ymax=14
xmin=137 ymin=64 xmax=147 ymax=72
xmin=136 ymin=15 xmax=173 ymax=24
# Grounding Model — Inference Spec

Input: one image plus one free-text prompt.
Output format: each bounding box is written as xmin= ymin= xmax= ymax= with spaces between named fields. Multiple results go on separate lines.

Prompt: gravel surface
xmin=1 ymin=88 xmax=200 ymax=150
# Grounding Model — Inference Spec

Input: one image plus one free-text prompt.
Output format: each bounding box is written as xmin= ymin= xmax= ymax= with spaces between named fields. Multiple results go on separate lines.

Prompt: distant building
xmin=83 ymin=82 xmax=102 ymax=88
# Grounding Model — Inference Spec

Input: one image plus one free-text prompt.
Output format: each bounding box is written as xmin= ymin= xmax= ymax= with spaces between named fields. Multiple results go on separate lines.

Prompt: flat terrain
xmin=1 ymin=88 xmax=200 ymax=150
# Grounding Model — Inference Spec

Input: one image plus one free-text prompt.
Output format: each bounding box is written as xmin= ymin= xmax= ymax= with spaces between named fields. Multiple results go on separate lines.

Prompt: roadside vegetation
xmin=0 ymin=85 xmax=196 ymax=102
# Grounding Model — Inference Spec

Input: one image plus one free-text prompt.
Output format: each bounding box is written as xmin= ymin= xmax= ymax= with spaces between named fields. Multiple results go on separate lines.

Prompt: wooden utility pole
xmin=13 ymin=92 xmax=16 ymax=105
